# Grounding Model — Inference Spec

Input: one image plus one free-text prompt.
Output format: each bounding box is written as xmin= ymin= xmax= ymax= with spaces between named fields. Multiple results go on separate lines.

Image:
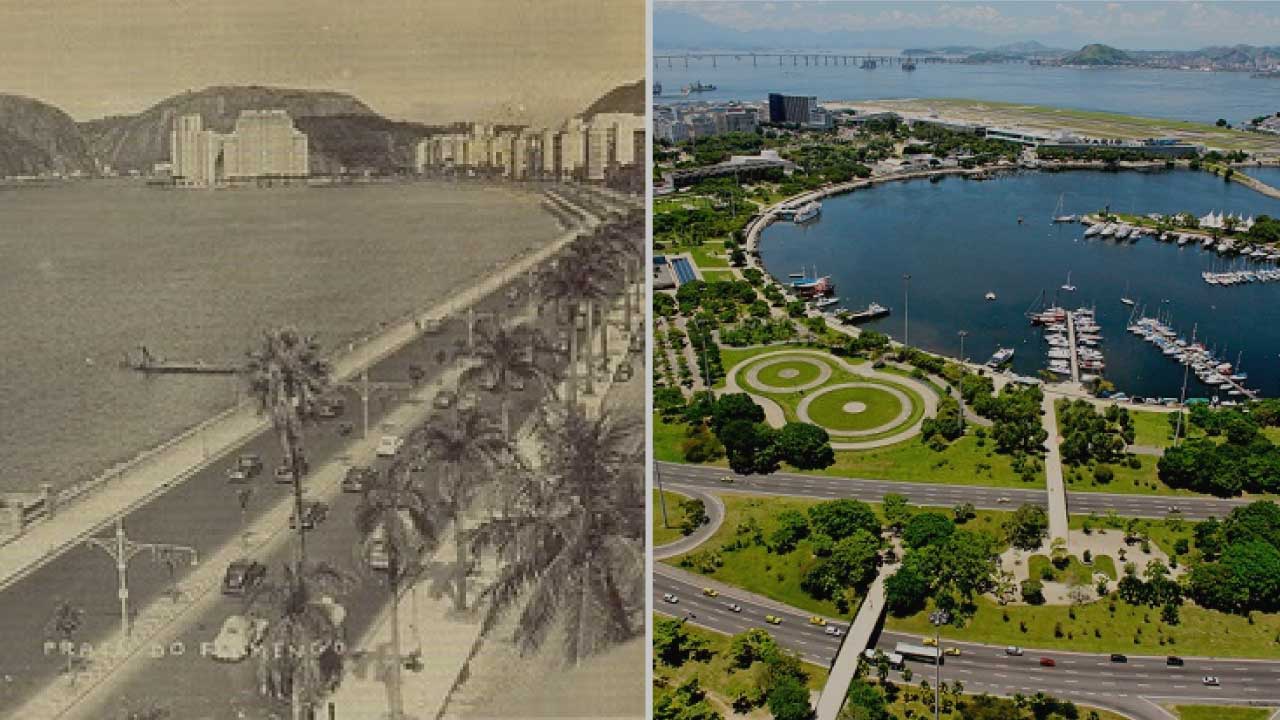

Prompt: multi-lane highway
xmin=654 ymin=567 xmax=1280 ymax=720
xmin=0 ymin=189 xmax=638 ymax=719
xmin=657 ymin=462 xmax=1251 ymax=520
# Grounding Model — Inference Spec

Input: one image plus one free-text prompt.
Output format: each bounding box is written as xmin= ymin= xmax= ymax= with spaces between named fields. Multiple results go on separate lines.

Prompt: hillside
xmin=581 ymin=80 xmax=643 ymax=118
xmin=0 ymin=94 xmax=95 ymax=177
xmin=1061 ymin=44 xmax=1132 ymax=66
xmin=78 ymin=85 xmax=379 ymax=173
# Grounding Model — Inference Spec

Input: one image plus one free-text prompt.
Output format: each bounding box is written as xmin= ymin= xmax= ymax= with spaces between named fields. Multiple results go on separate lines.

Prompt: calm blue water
xmin=1247 ymin=166 xmax=1280 ymax=191
xmin=759 ymin=170 xmax=1280 ymax=399
xmin=655 ymin=60 xmax=1280 ymax=126
xmin=0 ymin=181 xmax=558 ymax=493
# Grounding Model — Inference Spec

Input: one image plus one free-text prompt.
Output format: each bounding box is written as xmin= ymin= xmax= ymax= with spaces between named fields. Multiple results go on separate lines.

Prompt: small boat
xmin=788 ymin=272 xmax=805 ymax=278
xmin=988 ymin=347 xmax=1015 ymax=367
xmin=985 ymin=292 xmax=997 ymax=301
xmin=1120 ymin=281 xmax=1135 ymax=306
xmin=1061 ymin=272 xmax=1076 ymax=292
xmin=814 ymin=297 xmax=840 ymax=309
xmin=841 ymin=302 xmax=891 ymax=324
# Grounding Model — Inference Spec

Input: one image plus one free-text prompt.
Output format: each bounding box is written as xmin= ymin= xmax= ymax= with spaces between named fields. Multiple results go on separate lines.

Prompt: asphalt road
xmin=654 ymin=569 xmax=1280 ymax=720
xmin=656 ymin=462 xmax=1251 ymax=521
xmin=0 ymin=202 xmax=636 ymax=719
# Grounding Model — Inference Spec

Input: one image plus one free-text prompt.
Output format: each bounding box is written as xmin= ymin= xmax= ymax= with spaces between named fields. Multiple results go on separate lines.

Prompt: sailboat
xmin=1061 ymin=272 xmax=1076 ymax=292
xmin=1120 ymin=281 xmax=1135 ymax=306
xmin=1051 ymin=193 xmax=1076 ymax=224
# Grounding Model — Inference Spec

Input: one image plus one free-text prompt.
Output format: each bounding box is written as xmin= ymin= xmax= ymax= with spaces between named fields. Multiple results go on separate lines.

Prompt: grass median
xmin=653 ymin=487 xmax=694 ymax=547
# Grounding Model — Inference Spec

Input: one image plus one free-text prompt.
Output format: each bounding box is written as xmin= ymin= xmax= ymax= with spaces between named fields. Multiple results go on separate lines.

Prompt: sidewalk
xmin=0 ymin=189 xmax=595 ymax=598
xmin=1042 ymin=393 xmax=1071 ymax=546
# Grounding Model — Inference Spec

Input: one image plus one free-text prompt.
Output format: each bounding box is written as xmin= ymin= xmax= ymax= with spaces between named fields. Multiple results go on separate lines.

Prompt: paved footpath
xmin=1042 ymin=393 xmax=1071 ymax=546
xmin=814 ymin=569 xmax=890 ymax=720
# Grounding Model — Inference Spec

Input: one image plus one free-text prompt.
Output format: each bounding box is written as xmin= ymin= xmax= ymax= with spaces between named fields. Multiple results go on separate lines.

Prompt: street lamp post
xmin=902 ymin=274 xmax=912 ymax=347
xmin=655 ymin=460 xmax=670 ymax=528
xmin=83 ymin=518 xmax=198 ymax=639
xmin=928 ymin=609 xmax=951 ymax=720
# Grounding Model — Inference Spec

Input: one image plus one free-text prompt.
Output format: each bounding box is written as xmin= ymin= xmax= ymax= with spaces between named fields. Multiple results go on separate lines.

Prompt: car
xmin=1202 ymin=676 xmax=1220 ymax=687
xmin=1110 ymin=653 xmax=1128 ymax=663
xmin=289 ymin=500 xmax=330 ymax=530
xmin=1005 ymin=646 xmax=1023 ymax=656
xmin=808 ymin=616 xmax=827 ymax=626
xmin=433 ymin=390 xmax=457 ymax=409
xmin=274 ymin=458 xmax=308 ymax=483
xmin=210 ymin=614 xmax=269 ymax=662
xmin=1039 ymin=657 xmax=1056 ymax=667
xmin=221 ymin=559 xmax=267 ymax=596
xmin=701 ymin=587 xmax=719 ymax=598
xmin=825 ymin=626 xmax=843 ymax=637
xmin=725 ymin=603 xmax=742 ymax=613
xmin=226 ymin=466 xmax=251 ymax=484
xmin=1167 ymin=505 xmax=1180 ymax=514
xmin=1166 ymin=656 xmax=1185 ymax=667
xmin=719 ymin=475 xmax=735 ymax=484
xmin=613 ymin=363 xmax=633 ymax=382
xmin=662 ymin=593 xmax=679 ymax=604
xmin=944 ymin=647 xmax=961 ymax=657
xmin=375 ymin=435 xmax=404 ymax=457
xmin=996 ymin=496 xmax=1011 ymax=504
xmin=458 ymin=391 xmax=479 ymax=411
xmin=315 ymin=397 xmax=344 ymax=419
xmin=342 ymin=466 xmax=375 ymax=493
xmin=922 ymin=636 xmax=938 ymax=647
xmin=237 ymin=453 xmax=264 ymax=476
xmin=765 ymin=615 xmax=782 ymax=625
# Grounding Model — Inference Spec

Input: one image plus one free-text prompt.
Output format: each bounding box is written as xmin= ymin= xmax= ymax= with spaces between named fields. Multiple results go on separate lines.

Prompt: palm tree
xmin=247 ymin=562 xmax=353 ymax=720
xmin=536 ymin=257 xmax=608 ymax=408
xmin=352 ymin=464 xmax=439 ymax=720
xmin=460 ymin=322 xmax=554 ymax=440
xmin=412 ymin=405 xmax=510 ymax=611
xmin=471 ymin=405 xmax=643 ymax=665
xmin=245 ymin=327 xmax=330 ymax=567
xmin=44 ymin=599 xmax=84 ymax=683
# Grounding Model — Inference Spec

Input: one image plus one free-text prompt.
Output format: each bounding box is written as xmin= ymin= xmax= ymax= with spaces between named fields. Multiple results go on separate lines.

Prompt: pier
xmin=125 ymin=346 xmax=241 ymax=376
xmin=1066 ymin=312 xmax=1081 ymax=384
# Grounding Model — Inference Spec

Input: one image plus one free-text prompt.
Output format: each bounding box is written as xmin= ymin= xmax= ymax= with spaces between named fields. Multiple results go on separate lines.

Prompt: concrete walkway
xmin=814 ymin=568 xmax=890 ymax=720
xmin=652 ymin=484 xmax=726 ymax=561
xmin=1042 ymin=393 xmax=1071 ymax=547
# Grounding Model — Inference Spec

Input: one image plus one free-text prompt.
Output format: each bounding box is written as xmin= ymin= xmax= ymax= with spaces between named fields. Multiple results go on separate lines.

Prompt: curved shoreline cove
xmin=759 ymin=169 xmax=1280 ymax=399
xmin=0 ymin=180 xmax=561 ymax=494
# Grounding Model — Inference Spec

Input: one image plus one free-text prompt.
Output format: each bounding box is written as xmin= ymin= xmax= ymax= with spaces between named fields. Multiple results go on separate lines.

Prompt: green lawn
xmin=886 ymin=595 xmax=1280 ymax=659
xmin=1130 ymin=409 xmax=1200 ymax=448
xmin=1028 ymin=553 xmax=1116 ymax=585
xmin=652 ymin=613 xmax=829 ymax=719
xmin=717 ymin=346 xmax=865 ymax=389
xmin=1069 ymin=513 xmax=1197 ymax=559
xmin=1063 ymin=456 xmax=1187 ymax=496
xmin=811 ymin=431 xmax=1043 ymax=488
xmin=885 ymin=686 xmax=1129 ymax=720
xmin=1170 ymin=706 xmax=1273 ymax=720
xmin=754 ymin=358 xmax=823 ymax=388
xmin=699 ymin=269 xmax=739 ymax=282
xmin=654 ymin=413 xmax=694 ymax=463
xmin=654 ymin=488 xmax=693 ymax=546
xmin=806 ymin=385 xmax=910 ymax=432
xmin=688 ymin=241 xmax=731 ymax=269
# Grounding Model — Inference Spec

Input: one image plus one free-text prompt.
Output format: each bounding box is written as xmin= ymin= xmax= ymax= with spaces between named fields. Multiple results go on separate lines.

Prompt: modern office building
xmin=767 ymin=93 xmax=820 ymax=125
xmin=170 ymin=110 xmax=309 ymax=187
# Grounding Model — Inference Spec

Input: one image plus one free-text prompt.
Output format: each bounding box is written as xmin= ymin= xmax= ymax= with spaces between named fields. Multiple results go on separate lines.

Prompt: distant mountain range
xmin=0 ymin=82 xmax=641 ymax=178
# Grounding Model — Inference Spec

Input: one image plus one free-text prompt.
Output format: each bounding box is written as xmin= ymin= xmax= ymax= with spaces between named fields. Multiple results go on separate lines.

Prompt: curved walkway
xmin=725 ymin=349 xmax=939 ymax=450
xmin=653 ymin=484 xmax=726 ymax=561
xmin=796 ymin=382 xmax=913 ymax=437
xmin=744 ymin=355 xmax=833 ymax=393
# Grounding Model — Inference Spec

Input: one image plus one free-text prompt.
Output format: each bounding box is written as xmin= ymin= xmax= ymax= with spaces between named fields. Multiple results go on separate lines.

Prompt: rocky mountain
xmin=78 ymin=85 xmax=383 ymax=174
xmin=580 ymin=81 xmax=643 ymax=118
xmin=1060 ymin=44 xmax=1132 ymax=66
xmin=0 ymin=94 xmax=95 ymax=177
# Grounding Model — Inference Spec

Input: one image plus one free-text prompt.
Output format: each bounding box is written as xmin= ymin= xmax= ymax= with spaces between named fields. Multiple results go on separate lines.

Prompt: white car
xmin=1005 ymin=646 xmax=1023 ymax=656
xmin=725 ymin=603 xmax=742 ymax=613
xmin=375 ymin=435 xmax=404 ymax=457
xmin=662 ymin=593 xmax=679 ymax=604
xmin=996 ymin=497 xmax=1011 ymax=504
xmin=825 ymin=626 xmax=844 ymax=637
xmin=1202 ymin=676 xmax=1220 ymax=687
xmin=210 ymin=614 xmax=268 ymax=662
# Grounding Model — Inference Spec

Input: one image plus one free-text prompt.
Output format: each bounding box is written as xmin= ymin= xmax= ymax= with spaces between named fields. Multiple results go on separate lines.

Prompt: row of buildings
xmin=170 ymin=109 xmax=643 ymax=187
xmin=653 ymin=92 xmax=833 ymax=144
xmin=413 ymin=113 xmax=645 ymax=182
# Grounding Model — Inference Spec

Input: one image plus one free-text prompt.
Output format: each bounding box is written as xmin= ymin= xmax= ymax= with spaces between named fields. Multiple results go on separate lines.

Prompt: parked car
xmin=342 ymin=466 xmax=375 ymax=493
xmin=765 ymin=615 xmax=782 ymax=625
xmin=274 ymin=458 xmax=308 ymax=483
xmin=808 ymin=616 xmax=827 ymax=626
xmin=433 ymin=390 xmax=457 ymax=409
xmin=1110 ymin=653 xmax=1128 ymax=663
xmin=375 ymin=435 xmax=404 ymax=457
xmin=289 ymin=500 xmax=330 ymax=530
xmin=1005 ymin=646 xmax=1023 ymax=656
xmin=1039 ymin=657 xmax=1056 ymax=667
xmin=237 ymin=453 xmax=264 ymax=477
xmin=210 ymin=614 xmax=269 ymax=662
xmin=701 ymin=587 xmax=718 ymax=598
xmin=662 ymin=593 xmax=678 ymax=604
xmin=725 ymin=603 xmax=742 ymax=613
xmin=1166 ymin=656 xmax=1185 ymax=667
xmin=226 ymin=466 xmax=251 ymax=484
xmin=221 ymin=559 xmax=267 ymax=596
xmin=1202 ymin=676 xmax=1220 ymax=687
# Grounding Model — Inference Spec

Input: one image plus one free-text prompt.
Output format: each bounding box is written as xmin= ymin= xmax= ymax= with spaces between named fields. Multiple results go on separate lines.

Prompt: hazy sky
xmin=660 ymin=1 xmax=1280 ymax=50
xmin=0 ymin=0 xmax=642 ymax=124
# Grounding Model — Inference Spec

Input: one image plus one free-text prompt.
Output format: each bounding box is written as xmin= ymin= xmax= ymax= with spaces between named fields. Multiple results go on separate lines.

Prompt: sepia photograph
xmin=651 ymin=2 xmax=1280 ymax=720
xmin=0 ymin=1 xmax=644 ymax=719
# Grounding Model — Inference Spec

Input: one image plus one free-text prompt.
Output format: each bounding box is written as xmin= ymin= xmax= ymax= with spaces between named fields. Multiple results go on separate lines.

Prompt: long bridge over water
xmin=653 ymin=52 xmax=1024 ymax=69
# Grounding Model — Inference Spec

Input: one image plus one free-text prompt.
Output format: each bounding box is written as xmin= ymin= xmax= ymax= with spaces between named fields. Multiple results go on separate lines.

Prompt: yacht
xmin=814 ymin=297 xmax=840 ymax=309
xmin=985 ymin=291 xmax=997 ymax=301
xmin=1060 ymin=272 xmax=1076 ymax=292
xmin=793 ymin=201 xmax=822 ymax=223
xmin=988 ymin=347 xmax=1015 ymax=367
xmin=1084 ymin=223 xmax=1103 ymax=237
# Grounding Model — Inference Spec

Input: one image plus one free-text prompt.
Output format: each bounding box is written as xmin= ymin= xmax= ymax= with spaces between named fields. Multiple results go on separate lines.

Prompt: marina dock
xmin=1066 ymin=312 xmax=1080 ymax=384
xmin=125 ymin=347 xmax=241 ymax=375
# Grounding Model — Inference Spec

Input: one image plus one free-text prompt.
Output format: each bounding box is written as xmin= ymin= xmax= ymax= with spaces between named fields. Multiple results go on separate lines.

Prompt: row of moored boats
xmin=1127 ymin=316 xmax=1253 ymax=396
xmin=1033 ymin=306 xmax=1105 ymax=379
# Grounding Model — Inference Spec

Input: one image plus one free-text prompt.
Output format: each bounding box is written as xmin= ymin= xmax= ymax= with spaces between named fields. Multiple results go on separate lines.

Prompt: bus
xmin=863 ymin=649 xmax=904 ymax=670
xmin=895 ymin=642 xmax=942 ymax=665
